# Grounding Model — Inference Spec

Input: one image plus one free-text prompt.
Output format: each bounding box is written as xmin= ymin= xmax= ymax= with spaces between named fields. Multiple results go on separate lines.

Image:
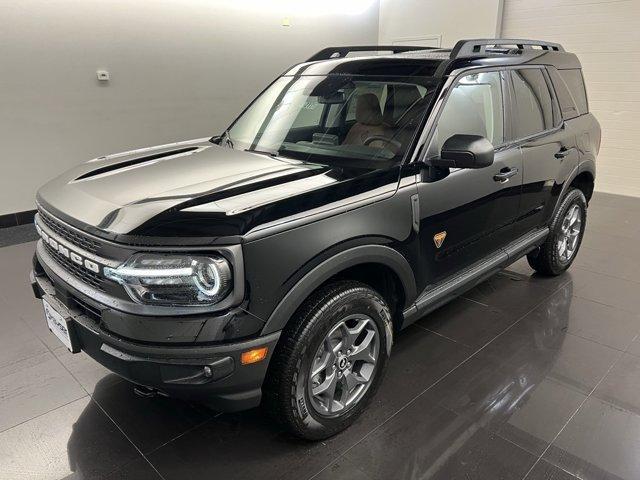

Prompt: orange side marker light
xmin=241 ymin=347 xmax=268 ymax=365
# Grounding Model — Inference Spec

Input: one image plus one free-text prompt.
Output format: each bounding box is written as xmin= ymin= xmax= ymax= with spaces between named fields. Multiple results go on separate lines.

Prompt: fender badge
xmin=433 ymin=231 xmax=447 ymax=249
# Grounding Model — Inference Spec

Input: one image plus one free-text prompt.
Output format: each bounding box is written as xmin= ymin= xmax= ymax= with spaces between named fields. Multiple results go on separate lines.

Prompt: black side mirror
xmin=430 ymin=134 xmax=494 ymax=169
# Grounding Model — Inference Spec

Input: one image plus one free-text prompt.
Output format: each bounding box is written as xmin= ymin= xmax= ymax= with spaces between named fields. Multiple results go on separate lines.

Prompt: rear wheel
xmin=263 ymin=281 xmax=393 ymax=440
xmin=528 ymin=188 xmax=587 ymax=276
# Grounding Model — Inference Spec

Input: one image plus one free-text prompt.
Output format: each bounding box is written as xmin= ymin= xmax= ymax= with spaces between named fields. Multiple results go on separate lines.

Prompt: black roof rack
xmin=307 ymin=45 xmax=437 ymax=62
xmin=450 ymin=39 xmax=565 ymax=59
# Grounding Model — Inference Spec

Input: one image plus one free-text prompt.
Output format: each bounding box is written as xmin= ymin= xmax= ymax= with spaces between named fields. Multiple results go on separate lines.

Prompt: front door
xmin=416 ymin=70 xmax=523 ymax=284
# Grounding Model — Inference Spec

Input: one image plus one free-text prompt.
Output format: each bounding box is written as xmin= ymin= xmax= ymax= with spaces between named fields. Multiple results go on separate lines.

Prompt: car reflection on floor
xmin=64 ymin=282 xmax=575 ymax=479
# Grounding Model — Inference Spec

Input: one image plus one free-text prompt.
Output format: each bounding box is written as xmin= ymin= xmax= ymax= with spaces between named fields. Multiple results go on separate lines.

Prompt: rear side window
xmin=559 ymin=69 xmax=588 ymax=115
xmin=510 ymin=69 xmax=555 ymax=139
xmin=546 ymin=67 xmax=580 ymax=120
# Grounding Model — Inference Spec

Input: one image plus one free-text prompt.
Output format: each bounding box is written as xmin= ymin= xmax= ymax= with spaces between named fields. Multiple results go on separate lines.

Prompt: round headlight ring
xmin=194 ymin=259 xmax=221 ymax=296
xmin=193 ymin=256 xmax=232 ymax=300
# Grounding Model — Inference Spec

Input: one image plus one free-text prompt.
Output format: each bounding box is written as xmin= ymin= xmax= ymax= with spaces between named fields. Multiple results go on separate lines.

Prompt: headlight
xmin=104 ymin=254 xmax=232 ymax=306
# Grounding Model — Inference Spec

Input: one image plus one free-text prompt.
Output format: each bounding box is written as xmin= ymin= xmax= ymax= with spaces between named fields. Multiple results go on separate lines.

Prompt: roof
xmin=286 ymin=39 xmax=582 ymax=78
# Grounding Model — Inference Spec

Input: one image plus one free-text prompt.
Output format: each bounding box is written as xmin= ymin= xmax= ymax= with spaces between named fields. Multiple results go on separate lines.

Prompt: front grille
xmin=71 ymin=297 xmax=102 ymax=323
xmin=38 ymin=209 xmax=101 ymax=254
xmin=44 ymin=241 xmax=105 ymax=292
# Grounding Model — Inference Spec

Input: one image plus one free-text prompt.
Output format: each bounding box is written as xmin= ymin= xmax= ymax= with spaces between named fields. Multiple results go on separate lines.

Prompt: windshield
xmin=222 ymin=75 xmax=439 ymax=167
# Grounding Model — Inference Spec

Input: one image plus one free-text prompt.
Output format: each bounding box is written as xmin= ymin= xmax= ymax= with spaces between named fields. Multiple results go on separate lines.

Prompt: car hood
xmin=37 ymin=139 xmax=399 ymax=241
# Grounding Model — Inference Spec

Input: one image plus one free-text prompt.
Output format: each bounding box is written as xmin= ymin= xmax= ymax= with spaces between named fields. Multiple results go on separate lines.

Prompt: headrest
xmin=355 ymin=93 xmax=383 ymax=126
xmin=384 ymin=85 xmax=422 ymax=125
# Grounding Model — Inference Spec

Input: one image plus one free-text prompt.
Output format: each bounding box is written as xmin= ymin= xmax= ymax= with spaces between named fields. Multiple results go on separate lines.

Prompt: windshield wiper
xmin=244 ymin=148 xmax=279 ymax=158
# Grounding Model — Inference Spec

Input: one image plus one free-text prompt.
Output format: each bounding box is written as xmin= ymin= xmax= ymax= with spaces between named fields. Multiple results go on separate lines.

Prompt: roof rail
xmin=450 ymin=39 xmax=565 ymax=59
xmin=307 ymin=45 xmax=437 ymax=62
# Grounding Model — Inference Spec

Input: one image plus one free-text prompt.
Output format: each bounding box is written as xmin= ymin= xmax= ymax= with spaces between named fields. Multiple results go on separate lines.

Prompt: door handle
xmin=493 ymin=167 xmax=519 ymax=183
xmin=555 ymin=147 xmax=571 ymax=159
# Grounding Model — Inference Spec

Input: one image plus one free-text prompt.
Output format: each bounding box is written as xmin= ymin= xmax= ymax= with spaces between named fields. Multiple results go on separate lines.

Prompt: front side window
xmin=510 ymin=68 xmax=555 ymax=139
xmin=223 ymin=75 xmax=438 ymax=167
xmin=427 ymin=71 xmax=504 ymax=158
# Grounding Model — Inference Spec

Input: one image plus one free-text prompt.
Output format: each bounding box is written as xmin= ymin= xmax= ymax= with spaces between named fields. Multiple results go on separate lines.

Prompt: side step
xmin=402 ymin=228 xmax=548 ymax=327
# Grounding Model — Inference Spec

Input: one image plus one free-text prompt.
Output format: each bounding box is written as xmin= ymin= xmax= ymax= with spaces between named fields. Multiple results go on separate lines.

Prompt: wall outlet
xmin=96 ymin=70 xmax=110 ymax=81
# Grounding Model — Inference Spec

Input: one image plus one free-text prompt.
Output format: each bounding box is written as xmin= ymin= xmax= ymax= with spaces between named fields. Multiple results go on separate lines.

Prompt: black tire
xmin=263 ymin=280 xmax=393 ymax=440
xmin=527 ymin=188 xmax=587 ymax=276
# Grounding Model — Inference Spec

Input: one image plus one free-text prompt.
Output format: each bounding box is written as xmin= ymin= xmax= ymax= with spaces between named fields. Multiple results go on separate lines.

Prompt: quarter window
xmin=427 ymin=71 xmax=504 ymax=158
xmin=510 ymin=69 xmax=555 ymax=138
xmin=547 ymin=67 xmax=580 ymax=120
xmin=559 ymin=69 xmax=588 ymax=115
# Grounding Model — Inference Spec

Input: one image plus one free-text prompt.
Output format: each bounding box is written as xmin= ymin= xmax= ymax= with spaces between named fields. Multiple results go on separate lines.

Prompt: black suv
xmin=31 ymin=39 xmax=600 ymax=440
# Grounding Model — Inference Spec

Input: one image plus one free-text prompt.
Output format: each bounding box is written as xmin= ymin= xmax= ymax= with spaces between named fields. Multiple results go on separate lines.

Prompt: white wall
xmin=501 ymin=0 xmax=640 ymax=197
xmin=0 ymin=0 xmax=380 ymax=215
xmin=379 ymin=0 xmax=503 ymax=47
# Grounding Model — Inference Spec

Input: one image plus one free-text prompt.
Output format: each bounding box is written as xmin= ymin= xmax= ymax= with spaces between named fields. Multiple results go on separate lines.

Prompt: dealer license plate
xmin=43 ymin=299 xmax=75 ymax=352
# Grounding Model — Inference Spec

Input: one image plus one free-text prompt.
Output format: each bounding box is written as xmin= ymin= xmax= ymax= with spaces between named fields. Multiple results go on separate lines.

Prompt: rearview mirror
xmin=318 ymin=92 xmax=346 ymax=104
xmin=430 ymin=134 xmax=494 ymax=169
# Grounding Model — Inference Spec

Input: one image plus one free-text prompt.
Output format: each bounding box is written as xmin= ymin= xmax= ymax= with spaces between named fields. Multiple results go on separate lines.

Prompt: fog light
xmin=241 ymin=347 xmax=268 ymax=365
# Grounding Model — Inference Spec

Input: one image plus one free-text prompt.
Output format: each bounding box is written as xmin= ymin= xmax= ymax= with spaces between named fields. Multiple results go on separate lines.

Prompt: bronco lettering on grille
xmin=35 ymin=217 xmax=105 ymax=277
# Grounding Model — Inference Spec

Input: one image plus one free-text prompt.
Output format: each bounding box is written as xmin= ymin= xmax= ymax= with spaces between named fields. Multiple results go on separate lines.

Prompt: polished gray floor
xmin=1 ymin=192 xmax=639 ymax=480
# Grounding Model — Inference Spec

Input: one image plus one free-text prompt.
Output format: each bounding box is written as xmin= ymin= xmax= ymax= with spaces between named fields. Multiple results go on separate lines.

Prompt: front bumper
xmin=31 ymin=270 xmax=280 ymax=411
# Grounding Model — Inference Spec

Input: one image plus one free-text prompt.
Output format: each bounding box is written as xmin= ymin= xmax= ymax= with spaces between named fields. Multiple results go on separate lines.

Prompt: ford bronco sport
xmin=31 ymin=39 xmax=600 ymax=440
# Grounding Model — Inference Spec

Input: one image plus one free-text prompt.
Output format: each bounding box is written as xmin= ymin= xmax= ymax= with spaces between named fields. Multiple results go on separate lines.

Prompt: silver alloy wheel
xmin=307 ymin=314 xmax=380 ymax=416
xmin=557 ymin=204 xmax=582 ymax=263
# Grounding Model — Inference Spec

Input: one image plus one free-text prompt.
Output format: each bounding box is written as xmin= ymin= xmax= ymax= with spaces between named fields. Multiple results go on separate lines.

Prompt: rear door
xmin=506 ymin=67 xmax=580 ymax=236
xmin=416 ymin=70 xmax=523 ymax=283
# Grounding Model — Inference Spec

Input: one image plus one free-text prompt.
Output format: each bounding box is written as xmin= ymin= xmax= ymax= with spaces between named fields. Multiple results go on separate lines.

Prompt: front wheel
xmin=528 ymin=188 xmax=587 ymax=276
xmin=263 ymin=281 xmax=393 ymax=440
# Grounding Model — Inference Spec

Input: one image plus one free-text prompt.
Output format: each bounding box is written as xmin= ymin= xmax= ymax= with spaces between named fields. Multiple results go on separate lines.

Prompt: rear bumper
xmin=31 ymin=271 xmax=280 ymax=411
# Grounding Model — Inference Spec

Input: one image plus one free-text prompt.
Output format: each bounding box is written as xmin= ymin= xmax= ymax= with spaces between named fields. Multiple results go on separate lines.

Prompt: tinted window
xmin=547 ymin=67 xmax=580 ymax=120
xmin=559 ymin=69 xmax=588 ymax=115
xmin=427 ymin=71 xmax=504 ymax=158
xmin=510 ymin=69 xmax=555 ymax=138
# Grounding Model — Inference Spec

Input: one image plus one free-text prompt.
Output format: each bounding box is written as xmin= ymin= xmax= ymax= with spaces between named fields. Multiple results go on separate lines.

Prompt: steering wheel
xmin=363 ymin=135 xmax=402 ymax=150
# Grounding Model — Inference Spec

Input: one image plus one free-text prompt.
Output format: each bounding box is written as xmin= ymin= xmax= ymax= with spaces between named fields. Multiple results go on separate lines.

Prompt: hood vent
xmin=74 ymin=146 xmax=199 ymax=181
